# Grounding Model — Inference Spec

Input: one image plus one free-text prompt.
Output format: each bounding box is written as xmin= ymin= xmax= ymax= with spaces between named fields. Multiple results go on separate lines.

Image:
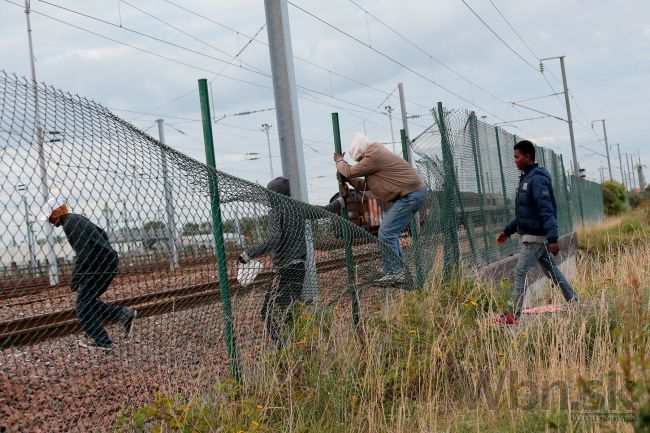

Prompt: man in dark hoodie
xmin=238 ymin=177 xmax=346 ymax=344
xmin=495 ymin=140 xmax=579 ymax=325
xmin=41 ymin=197 xmax=136 ymax=349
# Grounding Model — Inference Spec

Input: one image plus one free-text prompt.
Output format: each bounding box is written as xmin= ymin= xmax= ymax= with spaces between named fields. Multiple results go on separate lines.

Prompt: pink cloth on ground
xmin=522 ymin=304 xmax=566 ymax=314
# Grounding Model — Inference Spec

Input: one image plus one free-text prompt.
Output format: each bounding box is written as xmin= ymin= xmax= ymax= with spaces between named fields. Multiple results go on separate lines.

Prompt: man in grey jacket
xmin=238 ymin=177 xmax=345 ymax=345
xmin=42 ymin=197 xmax=136 ymax=350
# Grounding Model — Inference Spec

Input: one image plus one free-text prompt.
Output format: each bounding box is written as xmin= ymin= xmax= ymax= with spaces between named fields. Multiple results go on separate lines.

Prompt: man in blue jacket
xmin=496 ymin=140 xmax=579 ymax=325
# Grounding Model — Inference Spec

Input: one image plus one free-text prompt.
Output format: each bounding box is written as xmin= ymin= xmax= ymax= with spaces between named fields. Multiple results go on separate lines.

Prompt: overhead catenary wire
xmin=485 ymin=0 xmax=599 ymax=136
xmin=4 ymin=1 xmax=273 ymax=88
xmin=335 ymin=0 xmax=568 ymax=151
xmin=159 ymin=0 xmax=428 ymax=110
xmin=17 ymin=0 xmax=574 ymax=157
xmin=8 ymin=2 xmax=387 ymax=127
xmin=34 ymin=0 xmax=269 ymax=78
xmin=118 ymin=0 xmax=269 ymax=76
xmin=142 ymin=0 xmax=560 ymax=150
xmin=287 ymin=1 xmax=507 ymax=122
xmin=485 ymin=0 xmax=566 ymax=109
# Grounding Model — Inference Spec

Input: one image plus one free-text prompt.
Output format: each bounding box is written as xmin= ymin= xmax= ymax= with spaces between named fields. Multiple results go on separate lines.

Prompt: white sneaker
xmin=377 ymin=272 xmax=406 ymax=285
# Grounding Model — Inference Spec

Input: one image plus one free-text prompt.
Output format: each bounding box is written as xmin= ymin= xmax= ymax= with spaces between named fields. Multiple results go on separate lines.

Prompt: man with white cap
xmin=41 ymin=197 xmax=136 ymax=350
xmin=334 ymin=133 xmax=427 ymax=284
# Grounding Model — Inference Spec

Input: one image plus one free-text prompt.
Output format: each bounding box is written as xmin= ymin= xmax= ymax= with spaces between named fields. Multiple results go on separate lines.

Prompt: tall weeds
xmin=118 ymin=212 xmax=650 ymax=433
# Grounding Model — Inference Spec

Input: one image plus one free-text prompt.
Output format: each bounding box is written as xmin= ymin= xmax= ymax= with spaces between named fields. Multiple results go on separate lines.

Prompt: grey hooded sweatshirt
xmin=244 ymin=177 xmax=343 ymax=267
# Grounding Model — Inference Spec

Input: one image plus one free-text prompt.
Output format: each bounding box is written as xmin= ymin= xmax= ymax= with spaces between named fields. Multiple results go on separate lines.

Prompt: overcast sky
xmin=1 ymin=0 xmax=649 ymax=206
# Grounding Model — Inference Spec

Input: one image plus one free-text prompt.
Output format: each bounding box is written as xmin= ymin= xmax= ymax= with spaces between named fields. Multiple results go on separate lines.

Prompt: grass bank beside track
xmin=117 ymin=206 xmax=650 ymax=433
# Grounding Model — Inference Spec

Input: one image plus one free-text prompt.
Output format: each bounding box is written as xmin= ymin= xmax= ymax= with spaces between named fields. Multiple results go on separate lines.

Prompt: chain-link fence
xmin=1 ymin=72 xmax=604 ymax=431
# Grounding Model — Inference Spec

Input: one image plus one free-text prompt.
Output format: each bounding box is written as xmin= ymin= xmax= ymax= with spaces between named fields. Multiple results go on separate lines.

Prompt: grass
xmin=117 ymin=206 xmax=650 ymax=433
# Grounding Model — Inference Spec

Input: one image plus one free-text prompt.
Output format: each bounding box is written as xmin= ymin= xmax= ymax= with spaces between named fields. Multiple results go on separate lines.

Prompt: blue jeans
xmin=76 ymin=265 xmax=129 ymax=346
xmin=509 ymin=242 xmax=578 ymax=317
xmin=379 ymin=186 xmax=428 ymax=274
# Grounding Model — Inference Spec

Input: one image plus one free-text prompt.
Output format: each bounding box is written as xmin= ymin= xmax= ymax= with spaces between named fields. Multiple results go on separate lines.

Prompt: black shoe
xmin=79 ymin=340 xmax=114 ymax=351
xmin=124 ymin=310 xmax=137 ymax=337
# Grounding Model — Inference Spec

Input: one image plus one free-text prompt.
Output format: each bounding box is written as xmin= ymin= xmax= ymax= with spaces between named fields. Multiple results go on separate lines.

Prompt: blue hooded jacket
xmin=503 ymin=163 xmax=559 ymax=244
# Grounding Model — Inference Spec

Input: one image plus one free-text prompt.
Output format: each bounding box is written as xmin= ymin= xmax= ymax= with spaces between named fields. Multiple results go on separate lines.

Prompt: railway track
xmin=0 ymin=252 xmax=377 ymax=348
xmin=0 ymin=255 xmax=227 ymax=301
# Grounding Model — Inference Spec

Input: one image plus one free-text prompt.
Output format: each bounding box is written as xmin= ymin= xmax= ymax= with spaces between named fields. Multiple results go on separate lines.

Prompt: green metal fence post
xmin=400 ymin=129 xmax=424 ymax=289
xmin=496 ymin=129 xmax=509 ymax=222
xmin=437 ymin=102 xmax=460 ymax=282
xmin=558 ymin=154 xmax=573 ymax=233
xmin=332 ymin=113 xmax=360 ymax=329
xmin=538 ymin=146 xmax=547 ymax=168
xmin=468 ymin=113 xmax=489 ymax=263
xmin=198 ymin=79 xmax=241 ymax=381
xmin=494 ymin=127 xmax=512 ymax=249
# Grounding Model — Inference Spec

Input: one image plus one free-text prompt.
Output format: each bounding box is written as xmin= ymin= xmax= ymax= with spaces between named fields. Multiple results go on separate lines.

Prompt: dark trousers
xmin=76 ymin=263 xmax=126 ymax=346
xmin=261 ymin=262 xmax=305 ymax=345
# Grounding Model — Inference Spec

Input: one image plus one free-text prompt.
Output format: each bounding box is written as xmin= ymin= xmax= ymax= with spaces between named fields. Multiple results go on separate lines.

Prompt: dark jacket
xmin=504 ymin=163 xmax=559 ymax=243
xmin=245 ymin=177 xmax=343 ymax=267
xmin=63 ymin=213 xmax=118 ymax=289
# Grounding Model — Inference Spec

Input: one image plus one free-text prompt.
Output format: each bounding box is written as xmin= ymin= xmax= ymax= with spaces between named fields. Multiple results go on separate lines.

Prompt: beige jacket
xmin=336 ymin=143 xmax=424 ymax=203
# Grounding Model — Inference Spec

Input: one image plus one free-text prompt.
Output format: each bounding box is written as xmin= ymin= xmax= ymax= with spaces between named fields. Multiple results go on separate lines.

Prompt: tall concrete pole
xmin=629 ymin=153 xmax=638 ymax=190
xmin=264 ymin=0 xmax=317 ymax=301
xmin=25 ymin=0 xmax=58 ymax=284
xmin=541 ymin=56 xmax=584 ymax=222
xmin=157 ymin=119 xmax=179 ymax=268
xmin=592 ymin=119 xmax=612 ymax=180
xmin=613 ymin=143 xmax=625 ymax=189
xmin=540 ymin=57 xmax=580 ymax=180
xmin=625 ymin=153 xmax=634 ymax=191
xmin=397 ymin=82 xmax=414 ymax=163
xmin=264 ymin=0 xmax=307 ymax=201
xmin=638 ymin=162 xmax=646 ymax=191
xmin=558 ymin=57 xmax=579 ymax=183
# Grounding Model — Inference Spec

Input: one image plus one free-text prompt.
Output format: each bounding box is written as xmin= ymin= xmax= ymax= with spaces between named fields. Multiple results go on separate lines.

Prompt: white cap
xmin=349 ymin=133 xmax=370 ymax=161
xmin=39 ymin=196 xmax=67 ymax=222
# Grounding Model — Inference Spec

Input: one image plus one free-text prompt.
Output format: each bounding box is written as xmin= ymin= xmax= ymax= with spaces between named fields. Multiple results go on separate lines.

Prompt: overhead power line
xmin=36 ymin=0 xmax=268 ymax=78
xmin=4 ymin=1 xmax=273 ymax=88
xmin=287 ymin=1 xmax=506 ymax=121
xmin=457 ymin=0 xmax=538 ymax=71
xmin=13 ymin=1 xmax=387 ymax=125
xmin=486 ymin=0 xmax=538 ymax=59
xmin=485 ymin=0 xmax=595 ymax=127
xmin=160 ymin=0 xmax=428 ymax=111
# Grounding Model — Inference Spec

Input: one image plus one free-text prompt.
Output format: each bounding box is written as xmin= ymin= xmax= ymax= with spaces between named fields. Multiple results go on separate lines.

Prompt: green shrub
xmin=602 ymin=180 xmax=626 ymax=216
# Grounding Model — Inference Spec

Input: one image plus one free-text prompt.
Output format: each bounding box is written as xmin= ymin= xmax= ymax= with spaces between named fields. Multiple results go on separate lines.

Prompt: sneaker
xmin=123 ymin=309 xmax=137 ymax=337
xmin=78 ymin=340 xmax=114 ymax=351
xmin=377 ymin=272 xmax=406 ymax=286
xmin=495 ymin=313 xmax=518 ymax=325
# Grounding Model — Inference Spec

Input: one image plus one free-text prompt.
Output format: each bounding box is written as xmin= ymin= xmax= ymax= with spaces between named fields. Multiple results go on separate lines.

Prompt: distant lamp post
xmin=260 ymin=123 xmax=274 ymax=178
xmin=16 ymin=184 xmax=37 ymax=271
xmin=385 ymin=105 xmax=396 ymax=153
